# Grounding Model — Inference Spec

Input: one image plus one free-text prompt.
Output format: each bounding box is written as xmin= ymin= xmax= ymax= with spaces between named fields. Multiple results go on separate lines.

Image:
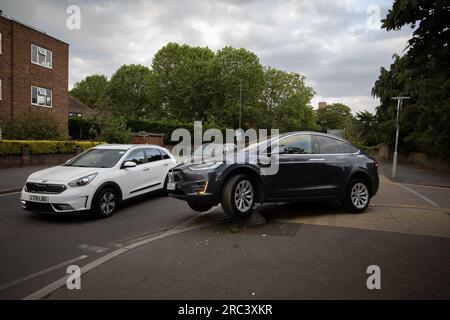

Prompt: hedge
xmin=0 ymin=140 xmax=105 ymax=156
xmin=126 ymin=119 xmax=227 ymax=144
xmin=69 ymin=117 xmax=228 ymax=144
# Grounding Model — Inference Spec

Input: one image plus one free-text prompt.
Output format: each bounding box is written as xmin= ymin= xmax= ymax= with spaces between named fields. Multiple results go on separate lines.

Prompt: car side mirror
xmin=123 ymin=161 xmax=137 ymax=168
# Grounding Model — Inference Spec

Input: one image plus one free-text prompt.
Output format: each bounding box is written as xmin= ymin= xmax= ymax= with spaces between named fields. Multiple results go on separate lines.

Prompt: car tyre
xmin=221 ymin=174 xmax=255 ymax=218
xmin=93 ymin=187 xmax=119 ymax=218
xmin=344 ymin=178 xmax=370 ymax=213
xmin=160 ymin=175 xmax=169 ymax=196
xmin=187 ymin=201 xmax=213 ymax=212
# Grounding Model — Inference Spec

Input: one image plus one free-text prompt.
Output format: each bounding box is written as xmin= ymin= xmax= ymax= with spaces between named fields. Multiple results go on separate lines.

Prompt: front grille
xmin=25 ymin=183 xmax=66 ymax=194
xmin=24 ymin=202 xmax=55 ymax=213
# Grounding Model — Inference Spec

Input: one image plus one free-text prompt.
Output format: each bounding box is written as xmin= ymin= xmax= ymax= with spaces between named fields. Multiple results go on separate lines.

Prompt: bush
xmin=358 ymin=144 xmax=380 ymax=156
xmin=1 ymin=113 xmax=65 ymax=140
xmin=99 ymin=117 xmax=132 ymax=144
xmin=0 ymin=140 xmax=104 ymax=156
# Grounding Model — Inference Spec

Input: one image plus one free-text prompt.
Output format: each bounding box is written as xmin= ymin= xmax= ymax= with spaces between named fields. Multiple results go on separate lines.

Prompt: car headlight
xmin=188 ymin=162 xmax=223 ymax=171
xmin=68 ymin=173 xmax=98 ymax=187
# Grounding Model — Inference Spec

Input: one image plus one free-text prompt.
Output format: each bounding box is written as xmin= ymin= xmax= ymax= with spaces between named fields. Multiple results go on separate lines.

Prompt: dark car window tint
xmin=278 ymin=135 xmax=312 ymax=154
xmin=316 ymin=136 xmax=358 ymax=154
xmin=125 ymin=149 xmax=146 ymax=165
xmin=160 ymin=150 xmax=171 ymax=160
xmin=146 ymin=148 xmax=163 ymax=162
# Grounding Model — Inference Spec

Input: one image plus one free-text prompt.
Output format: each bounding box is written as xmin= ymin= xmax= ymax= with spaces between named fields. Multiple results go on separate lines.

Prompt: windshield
xmin=193 ymin=144 xmax=236 ymax=157
xmin=65 ymin=149 xmax=127 ymax=168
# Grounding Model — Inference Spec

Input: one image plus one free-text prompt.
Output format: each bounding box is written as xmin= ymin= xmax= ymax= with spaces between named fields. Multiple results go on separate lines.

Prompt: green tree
xmin=210 ymin=46 xmax=265 ymax=128
xmin=316 ymin=103 xmax=354 ymax=132
xmin=152 ymin=43 xmax=215 ymax=122
xmin=70 ymin=75 xmax=110 ymax=110
xmin=109 ymin=64 xmax=158 ymax=118
xmin=98 ymin=116 xmax=132 ymax=144
xmin=355 ymin=111 xmax=379 ymax=146
xmin=259 ymin=67 xmax=316 ymax=131
xmin=372 ymin=0 xmax=450 ymax=158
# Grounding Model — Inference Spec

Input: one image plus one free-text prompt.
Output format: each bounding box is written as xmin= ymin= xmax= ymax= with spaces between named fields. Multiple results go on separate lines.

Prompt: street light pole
xmin=239 ymin=81 xmax=242 ymax=130
xmin=391 ymin=97 xmax=410 ymax=179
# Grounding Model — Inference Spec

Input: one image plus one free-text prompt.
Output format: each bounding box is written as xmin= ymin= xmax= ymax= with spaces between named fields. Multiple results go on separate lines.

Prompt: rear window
xmin=316 ymin=136 xmax=358 ymax=154
xmin=145 ymin=148 xmax=163 ymax=162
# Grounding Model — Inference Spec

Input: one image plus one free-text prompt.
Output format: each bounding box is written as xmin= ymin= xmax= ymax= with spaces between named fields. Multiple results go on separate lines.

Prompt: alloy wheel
xmin=234 ymin=180 xmax=254 ymax=213
xmin=351 ymin=183 xmax=369 ymax=209
xmin=100 ymin=192 xmax=116 ymax=215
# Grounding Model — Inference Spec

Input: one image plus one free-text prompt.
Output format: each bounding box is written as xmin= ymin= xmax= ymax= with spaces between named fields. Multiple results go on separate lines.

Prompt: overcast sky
xmin=0 ymin=0 xmax=413 ymax=113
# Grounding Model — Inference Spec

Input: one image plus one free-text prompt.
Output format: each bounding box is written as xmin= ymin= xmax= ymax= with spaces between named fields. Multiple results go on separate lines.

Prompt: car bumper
xmin=167 ymin=169 xmax=221 ymax=205
xmin=371 ymin=174 xmax=380 ymax=197
xmin=21 ymin=186 xmax=94 ymax=214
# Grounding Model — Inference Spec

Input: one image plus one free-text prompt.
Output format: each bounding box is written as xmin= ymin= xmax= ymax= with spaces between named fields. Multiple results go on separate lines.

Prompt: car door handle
xmin=143 ymin=168 xmax=150 ymax=172
xmin=163 ymin=164 xmax=169 ymax=167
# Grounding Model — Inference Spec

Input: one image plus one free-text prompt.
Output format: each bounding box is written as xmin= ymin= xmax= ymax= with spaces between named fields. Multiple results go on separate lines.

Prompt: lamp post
xmin=391 ymin=97 xmax=410 ymax=179
xmin=235 ymin=81 xmax=243 ymax=144
xmin=239 ymin=81 xmax=242 ymax=131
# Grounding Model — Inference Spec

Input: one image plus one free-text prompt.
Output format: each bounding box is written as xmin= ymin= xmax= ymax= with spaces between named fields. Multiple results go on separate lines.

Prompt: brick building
xmin=0 ymin=13 xmax=69 ymax=136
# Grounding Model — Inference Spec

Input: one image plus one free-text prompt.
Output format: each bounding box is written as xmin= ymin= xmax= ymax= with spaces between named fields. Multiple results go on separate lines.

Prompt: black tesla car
xmin=167 ymin=132 xmax=379 ymax=218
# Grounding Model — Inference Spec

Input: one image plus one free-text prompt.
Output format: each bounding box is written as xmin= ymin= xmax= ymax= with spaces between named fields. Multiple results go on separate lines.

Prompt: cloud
xmin=0 ymin=0 xmax=413 ymax=113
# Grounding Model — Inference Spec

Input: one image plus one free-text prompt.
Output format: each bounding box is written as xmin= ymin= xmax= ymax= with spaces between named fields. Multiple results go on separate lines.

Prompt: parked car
xmin=21 ymin=144 xmax=177 ymax=218
xmin=167 ymin=132 xmax=379 ymax=217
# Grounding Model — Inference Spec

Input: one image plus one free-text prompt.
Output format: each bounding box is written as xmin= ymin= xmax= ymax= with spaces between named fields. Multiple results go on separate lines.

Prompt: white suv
xmin=21 ymin=144 xmax=177 ymax=218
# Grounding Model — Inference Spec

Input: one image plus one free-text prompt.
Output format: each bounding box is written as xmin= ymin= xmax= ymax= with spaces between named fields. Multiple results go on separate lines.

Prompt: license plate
xmin=29 ymin=195 xmax=49 ymax=203
xmin=167 ymin=182 xmax=176 ymax=191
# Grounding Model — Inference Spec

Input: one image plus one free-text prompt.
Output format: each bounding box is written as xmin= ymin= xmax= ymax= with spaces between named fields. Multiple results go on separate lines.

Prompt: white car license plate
xmin=167 ymin=182 xmax=176 ymax=191
xmin=29 ymin=195 xmax=49 ymax=203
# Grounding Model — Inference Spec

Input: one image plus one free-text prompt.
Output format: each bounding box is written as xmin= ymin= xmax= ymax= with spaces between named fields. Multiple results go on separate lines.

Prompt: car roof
xmin=282 ymin=131 xmax=349 ymax=142
xmin=94 ymin=144 xmax=165 ymax=150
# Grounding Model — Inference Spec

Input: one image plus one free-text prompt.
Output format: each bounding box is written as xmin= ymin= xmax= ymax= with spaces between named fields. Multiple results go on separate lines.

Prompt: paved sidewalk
xmin=378 ymin=160 xmax=450 ymax=188
xmin=0 ymin=166 xmax=50 ymax=194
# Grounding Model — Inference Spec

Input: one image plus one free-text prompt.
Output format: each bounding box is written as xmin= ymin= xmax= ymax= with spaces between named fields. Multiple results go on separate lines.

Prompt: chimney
xmin=318 ymin=102 xmax=327 ymax=109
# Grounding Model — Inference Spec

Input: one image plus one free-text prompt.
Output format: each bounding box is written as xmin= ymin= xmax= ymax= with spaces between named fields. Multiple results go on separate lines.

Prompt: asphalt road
xmin=0 ymin=191 xmax=198 ymax=299
xmin=0 ymin=173 xmax=449 ymax=300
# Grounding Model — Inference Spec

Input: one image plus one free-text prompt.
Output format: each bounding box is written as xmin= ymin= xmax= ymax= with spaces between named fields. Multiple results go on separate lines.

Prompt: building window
xmin=0 ymin=33 xmax=2 ymax=54
xmin=0 ymin=79 xmax=2 ymax=100
xmin=31 ymin=44 xmax=53 ymax=68
xmin=31 ymin=86 xmax=52 ymax=107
